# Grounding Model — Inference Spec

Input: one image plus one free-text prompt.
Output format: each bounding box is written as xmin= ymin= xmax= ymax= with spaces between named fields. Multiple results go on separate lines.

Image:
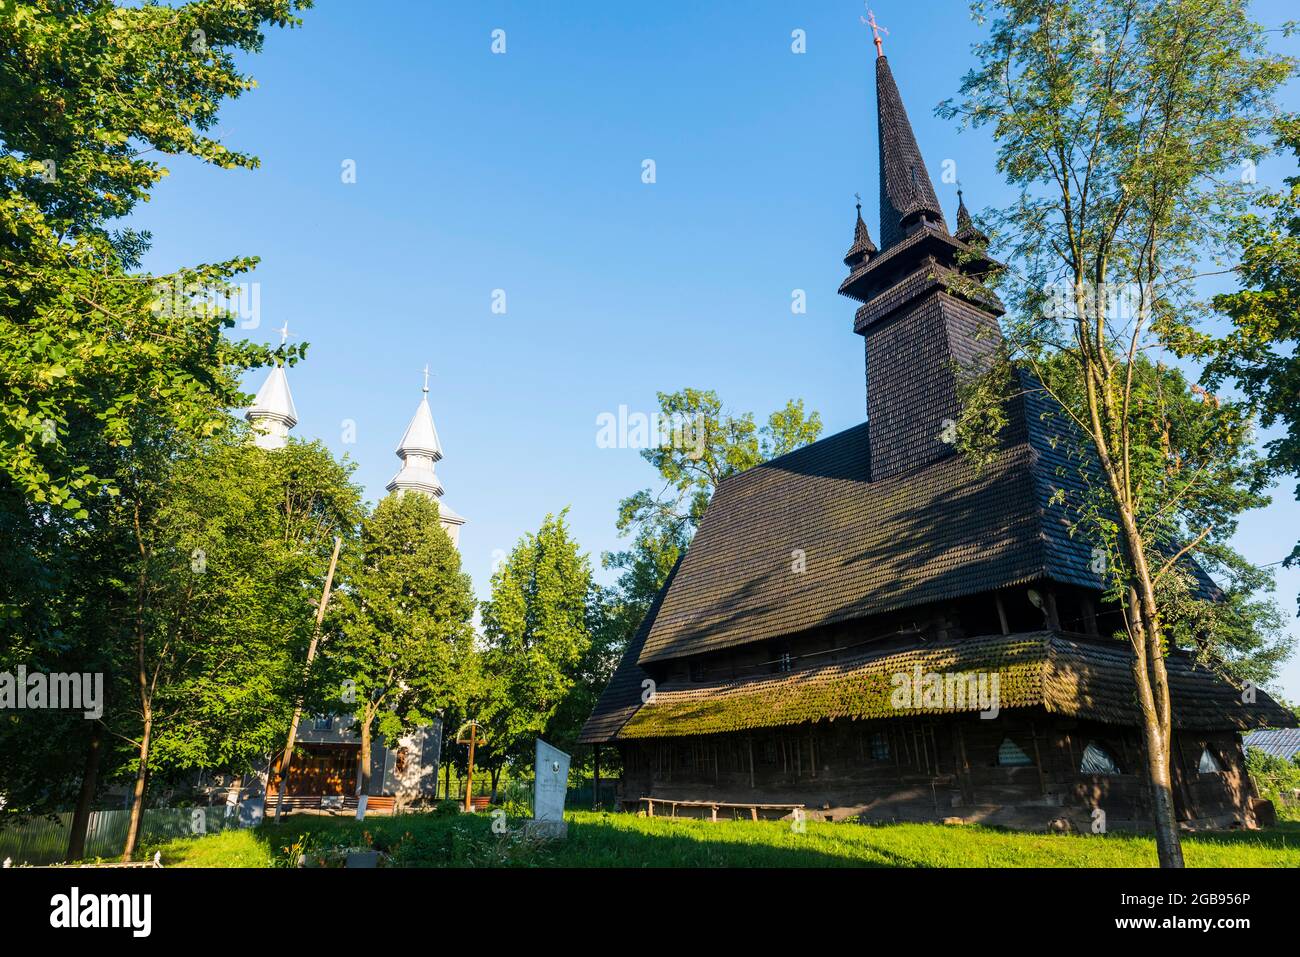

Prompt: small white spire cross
xmin=422 ymin=364 xmax=431 ymax=394
xmin=278 ymin=321 xmax=291 ymax=345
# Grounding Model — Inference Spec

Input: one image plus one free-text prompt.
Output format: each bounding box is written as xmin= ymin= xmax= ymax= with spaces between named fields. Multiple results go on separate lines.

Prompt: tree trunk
xmin=443 ymin=758 xmax=450 ymax=801
xmin=358 ymin=718 xmax=372 ymax=796
xmin=1122 ymin=522 xmax=1186 ymax=868
xmin=122 ymin=709 xmax=152 ymax=861
xmin=1124 ymin=584 xmax=1185 ymax=868
xmin=489 ymin=765 xmax=502 ymax=802
xmin=1140 ymin=708 xmax=1184 ymax=866
xmin=1080 ymin=355 xmax=1186 ymax=870
xmin=67 ymin=722 xmax=103 ymax=861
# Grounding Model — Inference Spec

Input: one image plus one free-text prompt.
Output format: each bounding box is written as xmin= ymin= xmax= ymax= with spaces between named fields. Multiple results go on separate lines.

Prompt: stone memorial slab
xmin=524 ymin=739 xmax=570 ymax=840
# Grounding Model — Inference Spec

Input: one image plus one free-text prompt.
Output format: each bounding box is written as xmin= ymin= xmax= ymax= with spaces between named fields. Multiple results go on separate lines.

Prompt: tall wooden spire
xmin=839 ymin=44 xmax=1002 ymax=483
xmin=874 ymin=55 xmax=946 ymax=250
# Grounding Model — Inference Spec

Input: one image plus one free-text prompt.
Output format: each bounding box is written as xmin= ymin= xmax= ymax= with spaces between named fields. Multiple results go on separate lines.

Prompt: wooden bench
xmin=264 ymin=794 xmax=398 ymax=816
xmin=636 ymin=797 xmax=805 ymax=822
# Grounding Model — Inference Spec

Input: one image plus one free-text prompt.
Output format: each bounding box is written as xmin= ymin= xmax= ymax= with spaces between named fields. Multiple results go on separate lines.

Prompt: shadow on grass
xmin=227 ymin=811 xmax=907 ymax=868
xmin=1172 ymin=821 xmax=1299 ymax=851
xmin=155 ymin=812 xmax=1299 ymax=868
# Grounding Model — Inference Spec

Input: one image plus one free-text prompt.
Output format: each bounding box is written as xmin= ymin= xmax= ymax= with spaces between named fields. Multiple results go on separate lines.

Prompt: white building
xmin=385 ymin=370 xmax=468 ymax=546
xmin=242 ymin=358 xmax=464 ymax=813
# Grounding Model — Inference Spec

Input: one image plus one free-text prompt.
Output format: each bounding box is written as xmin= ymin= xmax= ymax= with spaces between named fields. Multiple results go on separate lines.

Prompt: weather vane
xmin=861 ymin=7 xmax=888 ymax=57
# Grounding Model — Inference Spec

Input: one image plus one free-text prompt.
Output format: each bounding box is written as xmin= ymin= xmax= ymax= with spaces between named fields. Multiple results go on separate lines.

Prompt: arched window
xmin=1080 ymin=741 xmax=1121 ymax=775
xmin=1198 ymin=746 xmax=1224 ymax=774
xmin=997 ymin=738 xmax=1033 ymax=767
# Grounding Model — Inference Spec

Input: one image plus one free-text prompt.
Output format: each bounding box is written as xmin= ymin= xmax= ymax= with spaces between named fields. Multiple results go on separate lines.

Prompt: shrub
xmin=1246 ymin=747 xmax=1300 ymax=820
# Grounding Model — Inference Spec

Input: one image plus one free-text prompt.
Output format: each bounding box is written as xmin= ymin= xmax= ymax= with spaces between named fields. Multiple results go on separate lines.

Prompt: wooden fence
xmin=1 ymin=806 xmax=245 ymax=866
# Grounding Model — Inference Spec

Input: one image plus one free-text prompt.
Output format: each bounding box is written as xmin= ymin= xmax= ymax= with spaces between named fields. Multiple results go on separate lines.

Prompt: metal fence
xmin=1 ymin=806 xmax=246 ymax=866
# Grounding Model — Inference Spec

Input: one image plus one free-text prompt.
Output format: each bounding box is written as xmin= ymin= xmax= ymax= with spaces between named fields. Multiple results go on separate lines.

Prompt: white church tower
xmin=387 ymin=367 xmax=467 ymax=547
xmin=245 ymin=324 xmax=298 ymax=450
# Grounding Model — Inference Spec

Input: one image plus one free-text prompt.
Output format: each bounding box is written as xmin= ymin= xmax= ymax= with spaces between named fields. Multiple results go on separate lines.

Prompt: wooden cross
xmin=456 ymin=720 xmax=485 ymax=811
xmin=861 ymin=7 xmax=888 ymax=57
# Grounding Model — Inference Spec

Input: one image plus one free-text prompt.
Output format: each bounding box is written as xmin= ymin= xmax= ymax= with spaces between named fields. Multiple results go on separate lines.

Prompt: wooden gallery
xmin=579 ymin=49 xmax=1295 ymax=832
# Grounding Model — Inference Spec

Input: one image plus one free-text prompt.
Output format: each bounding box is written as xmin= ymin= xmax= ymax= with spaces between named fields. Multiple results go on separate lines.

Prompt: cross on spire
xmin=422 ymin=363 xmax=431 ymax=394
xmin=862 ymin=7 xmax=888 ymax=57
xmin=278 ymin=321 xmax=291 ymax=345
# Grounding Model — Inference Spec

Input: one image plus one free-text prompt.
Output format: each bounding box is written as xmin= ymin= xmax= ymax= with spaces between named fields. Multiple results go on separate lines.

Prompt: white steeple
xmin=387 ymin=366 xmax=467 ymax=546
xmin=245 ymin=322 xmax=298 ymax=450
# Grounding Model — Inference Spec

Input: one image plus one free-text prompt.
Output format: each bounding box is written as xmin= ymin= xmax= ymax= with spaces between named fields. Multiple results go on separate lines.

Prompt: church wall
xmin=615 ymin=711 xmax=1258 ymax=832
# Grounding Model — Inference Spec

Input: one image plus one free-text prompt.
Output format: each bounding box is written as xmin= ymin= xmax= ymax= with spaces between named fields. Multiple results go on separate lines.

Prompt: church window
xmin=1197 ymin=746 xmax=1224 ymax=774
xmin=1080 ymin=741 xmax=1121 ymax=775
xmin=997 ymin=737 xmax=1033 ymax=767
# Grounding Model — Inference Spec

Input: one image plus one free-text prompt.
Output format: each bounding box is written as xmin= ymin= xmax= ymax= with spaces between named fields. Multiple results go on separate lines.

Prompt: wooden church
xmin=579 ymin=45 xmax=1294 ymax=832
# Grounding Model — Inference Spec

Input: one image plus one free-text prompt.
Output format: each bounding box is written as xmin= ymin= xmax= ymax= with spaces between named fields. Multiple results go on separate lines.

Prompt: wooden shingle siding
xmin=615 ymin=632 xmax=1291 ymax=741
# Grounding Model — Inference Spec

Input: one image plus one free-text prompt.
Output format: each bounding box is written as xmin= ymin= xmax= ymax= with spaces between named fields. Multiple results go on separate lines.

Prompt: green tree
xmin=115 ymin=432 xmax=361 ymax=857
xmin=1207 ymin=116 xmax=1300 ymax=603
xmin=1028 ymin=352 xmax=1292 ymax=684
xmin=940 ymin=0 xmax=1292 ymax=866
xmin=1 ymin=0 xmax=313 ymax=510
xmin=0 ymin=0 xmax=315 ymax=846
xmin=479 ymin=511 xmax=600 ymax=785
xmin=323 ymin=493 xmax=476 ymax=797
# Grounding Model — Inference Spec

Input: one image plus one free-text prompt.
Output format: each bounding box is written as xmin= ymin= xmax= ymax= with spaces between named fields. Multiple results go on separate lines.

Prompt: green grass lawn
xmin=140 ymin=810 xmax=1300 ymax=868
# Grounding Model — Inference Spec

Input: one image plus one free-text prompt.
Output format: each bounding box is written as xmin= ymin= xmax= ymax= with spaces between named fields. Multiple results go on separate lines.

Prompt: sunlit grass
xmin=143 ymin=809 xmax=1300 ymax=868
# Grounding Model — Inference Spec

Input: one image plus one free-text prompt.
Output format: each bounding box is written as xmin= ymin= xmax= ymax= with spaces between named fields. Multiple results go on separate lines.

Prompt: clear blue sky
xmin=129 ymin=1 xmax=1300 ymax=700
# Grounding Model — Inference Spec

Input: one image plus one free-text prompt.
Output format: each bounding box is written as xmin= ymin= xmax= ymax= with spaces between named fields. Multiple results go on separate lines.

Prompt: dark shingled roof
xmin=842 ymin=203 xmax=878 ymax=276
xmin=577 ymin=561 xmax=680 ymax=745
xmin=634 ymin=376 xmax=1102 ymax=667
xmin=610 ymin=632 xmax=1295 ymax=740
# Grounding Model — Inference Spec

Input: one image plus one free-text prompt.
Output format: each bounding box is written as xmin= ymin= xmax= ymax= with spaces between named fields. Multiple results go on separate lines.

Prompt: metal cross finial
xmin=278 ymin=321 xmax=290 ymax=345
xmin=862 ymin=7 xmax=888 ymax=57
xmin=421 ymin=363 xmax=431 ymax=393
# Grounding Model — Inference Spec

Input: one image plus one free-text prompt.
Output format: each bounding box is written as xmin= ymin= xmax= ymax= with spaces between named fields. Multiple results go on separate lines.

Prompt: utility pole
xmin=271 ymin=535 xmax=342 ymax=823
